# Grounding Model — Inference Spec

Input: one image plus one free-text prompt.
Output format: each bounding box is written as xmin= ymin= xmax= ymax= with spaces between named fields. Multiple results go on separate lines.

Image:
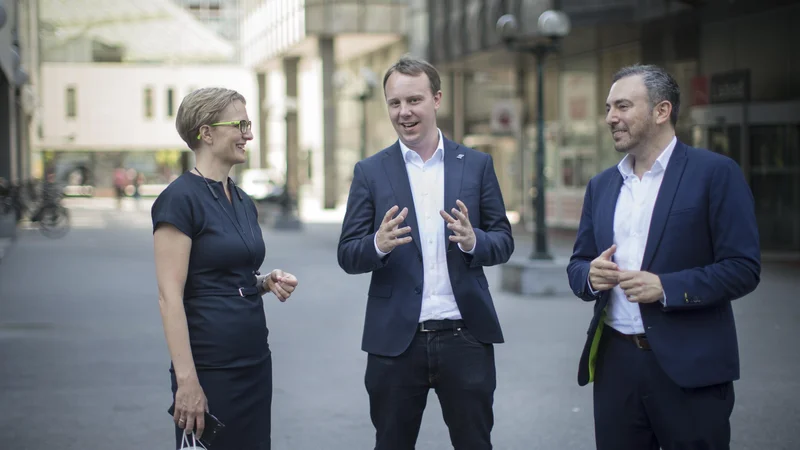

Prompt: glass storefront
xmin=41 ymin=149 xmax=189 ymax=196
xmin=691 ymin=101 xmax=800 ymax=252
xmin=749 ymin=124 xmax=800 ymax=251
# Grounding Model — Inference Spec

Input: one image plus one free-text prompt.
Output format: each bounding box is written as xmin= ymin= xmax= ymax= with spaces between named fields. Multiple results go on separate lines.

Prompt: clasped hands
xmin=260 ymin=269 xmax=298 ymax=302
xmin=376 ymin=200 xmax=475 ymax=254
xmin=589 ymin=245 xmax=664 ymax=304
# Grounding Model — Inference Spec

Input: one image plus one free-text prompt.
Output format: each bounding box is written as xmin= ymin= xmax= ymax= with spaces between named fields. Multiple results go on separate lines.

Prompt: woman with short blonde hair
xmin=152 ymin=87 xmax=298 ymax=449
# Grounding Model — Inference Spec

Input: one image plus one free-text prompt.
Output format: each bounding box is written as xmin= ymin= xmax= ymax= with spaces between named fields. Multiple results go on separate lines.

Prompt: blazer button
xmin=414 ymin=287 xmax=422 ymax=295
xmin=417 ymin=254 xmax=422 ymax=262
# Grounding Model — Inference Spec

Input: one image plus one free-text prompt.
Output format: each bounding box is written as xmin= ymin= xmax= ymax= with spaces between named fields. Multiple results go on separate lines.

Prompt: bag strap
xmin=180 ymin=431 xmax=207 ymax=449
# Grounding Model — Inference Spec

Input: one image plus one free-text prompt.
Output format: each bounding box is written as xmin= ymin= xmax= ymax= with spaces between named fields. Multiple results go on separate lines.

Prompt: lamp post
xmin=356 ymin=68 xmax=378 ymax=161
xmin=497 ymin=10 xmax=570 ymax=261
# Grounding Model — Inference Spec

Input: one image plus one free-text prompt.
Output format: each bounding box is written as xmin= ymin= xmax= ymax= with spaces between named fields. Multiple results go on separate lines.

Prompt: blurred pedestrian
xmin=113 ymin=167 xmax=127 ymax=210
xmin=133 ymin=171 xmax=144 ymax=211
xmin=151 ymin=87 xmax=298 ymax=450
xmin=567 ymin=64 xmax=761 ymax=450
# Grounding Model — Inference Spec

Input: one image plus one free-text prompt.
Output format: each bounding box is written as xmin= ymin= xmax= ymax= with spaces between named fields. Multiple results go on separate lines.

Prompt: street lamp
xmin=497 ymin=10 xmax=570 ymax=261
xmin=357 ymin=68 xmax=378 ymax=161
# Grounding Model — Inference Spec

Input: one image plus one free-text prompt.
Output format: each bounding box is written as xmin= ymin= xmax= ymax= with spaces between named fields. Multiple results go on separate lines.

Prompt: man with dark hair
xmin=338 ymin=55 xmax=514 ymax=449
xmin=567 ymin=64 xmax=761 ymax=449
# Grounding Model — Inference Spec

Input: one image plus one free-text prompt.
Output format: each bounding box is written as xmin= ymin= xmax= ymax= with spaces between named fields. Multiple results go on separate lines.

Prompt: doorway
xmin=691 ymin=101 xmax=800 ymax=253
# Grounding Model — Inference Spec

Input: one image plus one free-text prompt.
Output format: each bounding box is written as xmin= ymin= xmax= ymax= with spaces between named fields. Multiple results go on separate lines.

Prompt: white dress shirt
xmin=605 ymin=136 xmax=677 ymax=335
xmin=374 ymin=129 xmax=475 ymax=322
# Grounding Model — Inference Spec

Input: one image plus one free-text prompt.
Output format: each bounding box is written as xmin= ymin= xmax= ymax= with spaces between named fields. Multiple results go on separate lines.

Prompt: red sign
xmin=691 ymin=76 xmax=709 ymax=106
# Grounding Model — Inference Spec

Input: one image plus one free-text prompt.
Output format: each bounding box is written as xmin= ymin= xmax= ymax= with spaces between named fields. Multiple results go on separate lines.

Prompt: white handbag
xmin=180 ymin=432 xmax=207 ymax=450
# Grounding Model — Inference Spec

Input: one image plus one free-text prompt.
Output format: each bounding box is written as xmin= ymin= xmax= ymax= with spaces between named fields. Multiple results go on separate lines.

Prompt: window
xmin=66 ymin=86 xmax=77 ymax=118
xmin=144 ymin=87 xmax=154 ymax=119
xmin=166 ymin=88 xmax=175 ymax=117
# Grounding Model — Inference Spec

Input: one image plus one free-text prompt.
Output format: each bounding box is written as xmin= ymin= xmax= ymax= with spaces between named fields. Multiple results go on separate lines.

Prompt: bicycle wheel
xmin=39 ymin=205 xmax=70 ymax=238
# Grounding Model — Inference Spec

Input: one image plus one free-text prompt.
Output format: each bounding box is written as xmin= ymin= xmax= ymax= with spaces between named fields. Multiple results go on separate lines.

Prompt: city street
xmin=0 ymin=201 xmax=798 ymax=450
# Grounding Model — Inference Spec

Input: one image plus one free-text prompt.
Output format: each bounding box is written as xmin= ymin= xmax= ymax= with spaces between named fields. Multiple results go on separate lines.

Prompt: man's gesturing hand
xmin=589 ymin=244 xmax=619 ymax=291
xmin=440 ymin=199 xmax=476 ymax=252
xmin=376 ymin=205 xmax=412 ymax=254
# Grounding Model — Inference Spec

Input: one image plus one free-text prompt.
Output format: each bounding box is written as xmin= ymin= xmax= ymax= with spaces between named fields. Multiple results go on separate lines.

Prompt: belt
xmin=184 ymin=286 xmax=261 ymax=298
xmin=608 ymin=326 xmax=651 ymax=350
xmin=418 ymin=319 xmax=466 ymax=332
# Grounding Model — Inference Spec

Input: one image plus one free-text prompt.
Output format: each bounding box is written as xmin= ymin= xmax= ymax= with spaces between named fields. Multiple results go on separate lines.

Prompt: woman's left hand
xmin=263 ymin=269 xmax=298 ymax=302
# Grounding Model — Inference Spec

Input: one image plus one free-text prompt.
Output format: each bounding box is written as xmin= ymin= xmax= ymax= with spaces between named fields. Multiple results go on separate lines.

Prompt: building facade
xmin=29 ymin=0 xmax=256 ymax=197
xmin=0 ymin=0 xmax=34 ymax=238
xmin=0 ymin=0 xmax=30 ymax=187
xmin=38 ymin=64 xmax=257 ymax=196
xmin=422 ymin=0 xmax=800 ymax=254
xmin=241 ymin=0 xmax=410 ymax=211
xmin=175 ymin=0 xmax=242 ymax=44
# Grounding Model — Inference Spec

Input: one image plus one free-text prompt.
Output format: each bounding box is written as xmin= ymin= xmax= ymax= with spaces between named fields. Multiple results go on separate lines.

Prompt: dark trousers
xmin=365 ymin=321 xmax=496 ymax=450
xmin=593 ymin=329 xmax=735 ymax=450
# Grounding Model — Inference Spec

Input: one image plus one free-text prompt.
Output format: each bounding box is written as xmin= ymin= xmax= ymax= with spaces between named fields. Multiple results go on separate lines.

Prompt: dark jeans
xmin=365 ymin=321 xmax=496 ymax=450
xmin=594 ymin=330 xmax=735 ymax=450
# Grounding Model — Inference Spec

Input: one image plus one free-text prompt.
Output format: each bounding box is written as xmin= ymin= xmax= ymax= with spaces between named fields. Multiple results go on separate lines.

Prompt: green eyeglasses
xmin=196 ymin=120 xmax=252 ymax=139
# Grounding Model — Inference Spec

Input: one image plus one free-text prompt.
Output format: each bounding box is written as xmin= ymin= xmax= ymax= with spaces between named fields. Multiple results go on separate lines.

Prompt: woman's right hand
xmin=173 ymin=377 xmax=208 ymax=438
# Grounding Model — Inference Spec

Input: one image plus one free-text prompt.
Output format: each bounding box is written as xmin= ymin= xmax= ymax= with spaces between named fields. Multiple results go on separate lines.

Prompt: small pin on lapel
xmin=457 ymin=154 xmax=464 ymax=160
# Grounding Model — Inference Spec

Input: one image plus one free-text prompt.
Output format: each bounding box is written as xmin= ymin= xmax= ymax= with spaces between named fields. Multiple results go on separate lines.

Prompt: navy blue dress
xmin=151 ymin=171 xmax=270 ymax=449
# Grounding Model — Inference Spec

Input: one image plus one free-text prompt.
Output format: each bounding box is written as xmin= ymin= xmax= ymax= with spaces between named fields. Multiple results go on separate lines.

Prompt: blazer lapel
xmin=641 ymin=142 xmax=688 ymax=271
xmin=443 ymin=139 xmax=464 ymax=244
xmin=600 ymin=171 xmax=624 ymax=252
xmin=382 ymin=142 xmax=421 ymax=255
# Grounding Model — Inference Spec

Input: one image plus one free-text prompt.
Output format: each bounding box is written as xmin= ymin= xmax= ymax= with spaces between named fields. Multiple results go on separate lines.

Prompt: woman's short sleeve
xmin=151 ymin=185 xmax=195 ymax=238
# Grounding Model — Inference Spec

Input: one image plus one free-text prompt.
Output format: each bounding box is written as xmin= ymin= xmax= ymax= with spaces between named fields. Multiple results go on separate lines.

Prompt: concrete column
xmin=8 ymin=84 xmax=17 ymax=183
xmin=256 ymin=71 xmax=269 ymax=168
xmin=0 ymin=74 xmax=11 ymax=182
xmin=24 ymin=0 xmax=40 ymax=181
xmin=0 ymin=73 xmax=17 ymax=239
xmin=16 ymin=96 xmax=27 ymax=181
xmin=283 ymin=57 xmax=300 ymax=205
xmin=319 ymin=36 xmax=338 ymax=209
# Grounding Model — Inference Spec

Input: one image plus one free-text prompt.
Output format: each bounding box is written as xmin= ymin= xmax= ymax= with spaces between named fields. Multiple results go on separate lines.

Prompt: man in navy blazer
xmin=567 ymin=64 xmax=760 ymax=450
xmin=338 ymin=56 xmax=513 ymax=450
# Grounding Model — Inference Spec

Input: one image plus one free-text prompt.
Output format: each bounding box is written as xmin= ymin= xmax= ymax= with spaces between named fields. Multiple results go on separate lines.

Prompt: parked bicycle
xmin=0 ymin=178 xmax=70 ymax=238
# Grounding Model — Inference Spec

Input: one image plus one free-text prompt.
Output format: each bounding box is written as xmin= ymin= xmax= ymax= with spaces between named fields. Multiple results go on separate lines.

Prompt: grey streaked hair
xmin=612 ymin=64 xmax=680 ymax=126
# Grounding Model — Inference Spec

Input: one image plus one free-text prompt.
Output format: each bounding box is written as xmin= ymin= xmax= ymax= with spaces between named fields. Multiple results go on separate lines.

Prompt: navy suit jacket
xmin=337 ymin=138 xmax=514 ymax=356
xmin=567 ymin=141 xmax=761 ymax=389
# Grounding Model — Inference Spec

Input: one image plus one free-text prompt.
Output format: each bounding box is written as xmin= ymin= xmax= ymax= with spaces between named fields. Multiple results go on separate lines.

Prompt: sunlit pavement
xmin=0 ymin=203 xmax=798 ymax=450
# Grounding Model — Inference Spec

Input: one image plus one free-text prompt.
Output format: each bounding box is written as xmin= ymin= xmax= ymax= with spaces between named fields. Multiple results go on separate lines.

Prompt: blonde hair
xmin=175 ymin=87 xmax=246 ymax=150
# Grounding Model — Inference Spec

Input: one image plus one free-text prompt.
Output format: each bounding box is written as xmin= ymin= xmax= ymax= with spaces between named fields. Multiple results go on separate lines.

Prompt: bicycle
xmin=29 ymin=182 xmax=71 ymax=239
xmin=0 ymin=179 xmax=70 ymax=238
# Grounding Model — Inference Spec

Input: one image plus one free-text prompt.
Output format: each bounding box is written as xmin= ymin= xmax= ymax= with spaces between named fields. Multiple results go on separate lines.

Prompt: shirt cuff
xmin=661 ymin=290 xmax=667 ymax=306
xmin=458 ymin=240 xmax=476 ymax=255
xmin=587 ymin=275 xmax=600 ymax=296
xmin=374 ymin=233 xmax=390 ymax=258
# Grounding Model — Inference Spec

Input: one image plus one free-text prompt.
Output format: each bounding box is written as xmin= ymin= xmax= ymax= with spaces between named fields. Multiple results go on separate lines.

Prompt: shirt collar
xmin=617 ymin=136 xmax=677 ymax=178
xmin=399 ymin=128 xmax=445 ymax=163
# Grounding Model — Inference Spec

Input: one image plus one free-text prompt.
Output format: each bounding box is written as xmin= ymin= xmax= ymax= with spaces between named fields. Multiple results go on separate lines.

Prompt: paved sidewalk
xmin=0 ymin=237 xmax=12 ymax=264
